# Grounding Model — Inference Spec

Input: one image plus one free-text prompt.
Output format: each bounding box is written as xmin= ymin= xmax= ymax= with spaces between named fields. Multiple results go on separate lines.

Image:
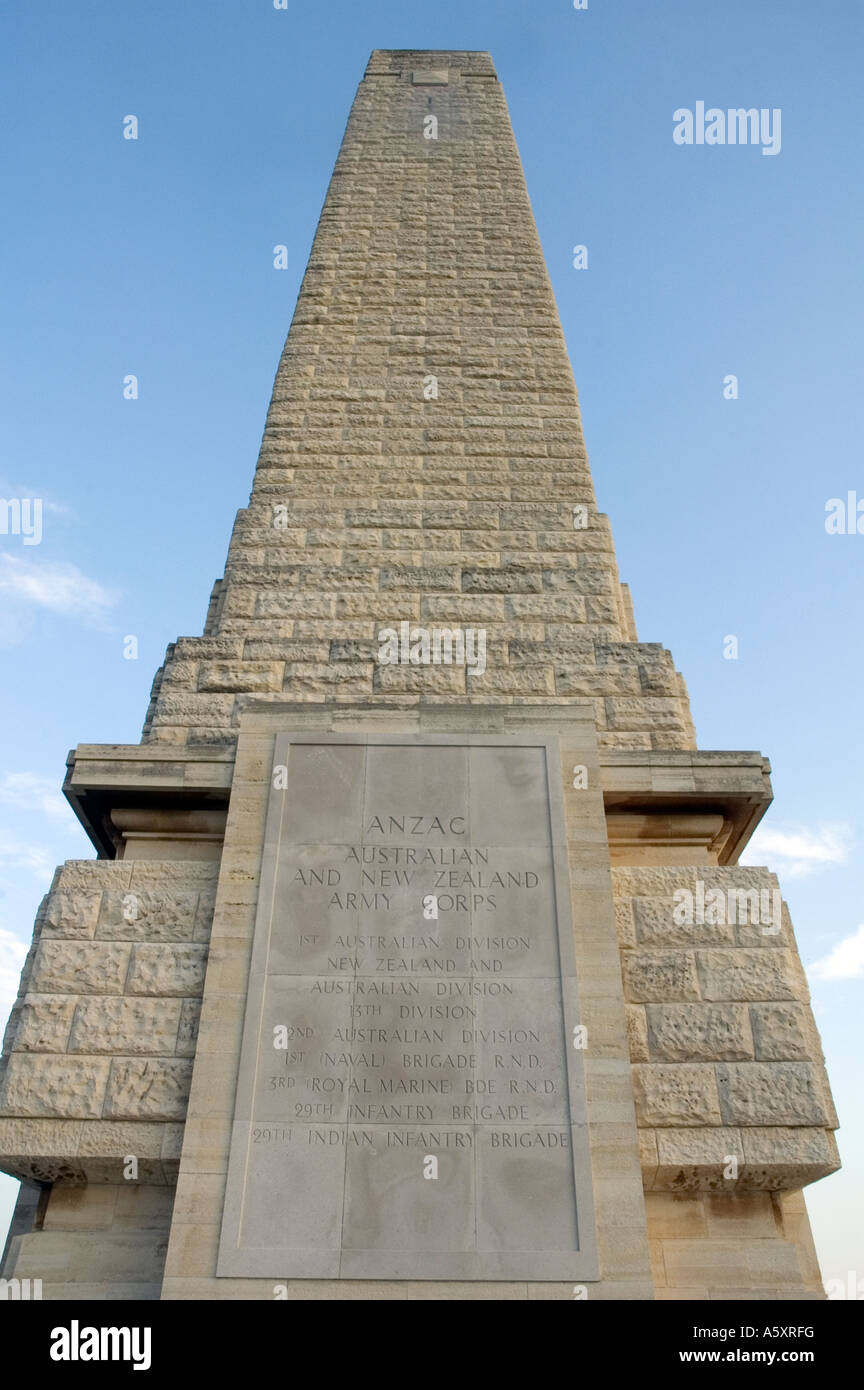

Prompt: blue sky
xmin=0 ymin=0 xmax=861 ymax=1287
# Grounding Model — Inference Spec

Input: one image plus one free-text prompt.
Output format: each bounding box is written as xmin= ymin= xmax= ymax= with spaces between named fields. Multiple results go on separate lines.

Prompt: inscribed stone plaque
xmin=217 ymin=733 xmax=598 ymax=1279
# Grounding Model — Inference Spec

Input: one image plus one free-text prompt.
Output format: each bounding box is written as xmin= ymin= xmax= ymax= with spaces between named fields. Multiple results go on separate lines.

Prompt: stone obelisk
xmin=0 ymin=50 xmax=837 ymax=1301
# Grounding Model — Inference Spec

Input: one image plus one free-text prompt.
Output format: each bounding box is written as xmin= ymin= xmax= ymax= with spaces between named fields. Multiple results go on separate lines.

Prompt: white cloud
xmin=0 ymin=837 xmax=55 ymax=880
xmin=808 ymin=925 xmax=864 ymax=982
xmin=0 ymin=926 xmax=27 ymax=1035
xmin=740 ymin=823 xmax=852 ymax=879
xmin=0 ymin=772 xmax=71 ymax=822
xmin=0 ymin=481 xmax=72 ymax=519
xmin=0 ymin=554 xmax=117 ymax=623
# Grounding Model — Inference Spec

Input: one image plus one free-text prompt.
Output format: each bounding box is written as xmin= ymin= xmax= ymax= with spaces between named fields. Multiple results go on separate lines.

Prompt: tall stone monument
xmin=0 ymin=50 xmax=838 ymax=1301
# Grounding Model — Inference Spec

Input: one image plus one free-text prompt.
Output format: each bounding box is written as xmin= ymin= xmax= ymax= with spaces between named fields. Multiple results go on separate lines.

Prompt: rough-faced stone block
xmin=41 ymin=893 xmax=102 ymax=940
xmin=198 ymin=662 xmax=284 ymax=693
xmin=645 ymin=1004 xmax=753 ymax=1062
xmin=741 ymin=1126 xmax=839 ymax=1178
xmin=105 ymin=1059 xmax=194 ymax=1121
xmin=98 ymin=890 xmax=200 ymax=942
xmin=614 ymin=899 xmax=635 ymax=949
xmin=9 ymin=995 xmax=77 ymax=1053
xmin=749 ymin=1004 xmax=816 ymax=1061
xmin=695 ymin=950 xmax=802 ymax=1002
xmin=54 ymin=862 xmax=130 ymax=893
xmin=653 ymin=1127 xmax=744 ymax=1190
xmin=632 ymin=1065 xmax=722 ymax=1127
xmin=632 ymin=896 xmax=734 ymax=948
xmin=626 ymin=1005 xmax=649 ymax=1062
xmin=0 ymin=1116 xmax=83 ymax=1158
xmin=78 ymin=1120 xmax=167 ymax=1158
xmin=126 ymin=945 xmax=208 ymax=997
xmin=0 ymin=1055 xmax=110 ymax=1119
xmin=29 ymin=942 xmax=132 ymax=996
xmin=69 ymin=998 xmax=182 ymax=1055
xmin=622 ymin=952 xmax=700 ymax=1003
xmin=716 ymin=1063 xmax=830 ymax=1126
xmin=612 ymin=867 xmax=698 ymax=900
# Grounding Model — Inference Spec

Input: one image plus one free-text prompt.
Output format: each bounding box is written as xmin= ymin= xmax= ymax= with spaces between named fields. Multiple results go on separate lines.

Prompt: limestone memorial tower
xmin=0 ymin=50 xmax=839 ymax=1301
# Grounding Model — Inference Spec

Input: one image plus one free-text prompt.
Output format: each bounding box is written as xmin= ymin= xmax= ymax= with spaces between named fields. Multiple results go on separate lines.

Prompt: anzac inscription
xmin=217 ymin=734 xmax=598 ymax=1279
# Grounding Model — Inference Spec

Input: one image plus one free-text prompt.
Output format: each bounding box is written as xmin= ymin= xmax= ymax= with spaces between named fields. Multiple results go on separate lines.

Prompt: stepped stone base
xmin=1 ymin=702 xmax=837 ymax=1300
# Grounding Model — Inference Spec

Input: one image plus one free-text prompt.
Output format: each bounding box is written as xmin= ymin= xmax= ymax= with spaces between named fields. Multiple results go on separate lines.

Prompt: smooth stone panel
xmin=280 ymin=743 xmax=366 ymax=844
xmin=342 ymin=1126 xmax=475 ymax=1253
xmin=217 ymin=733 xmax=598 ymax=1280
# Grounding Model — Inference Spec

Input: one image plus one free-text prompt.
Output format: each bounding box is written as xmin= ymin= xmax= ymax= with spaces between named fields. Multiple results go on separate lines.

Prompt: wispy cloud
xmin=0 ymin=555 xmax=117 ymax=644
xmin=0 ymin=480 xmax=72 ymax=518
xmin=0 ymin=926 xmax=27 ymax=1033
xmin=740 ymin=823 xmax=852 ymax=879
xmin=0 ymin=773 xmax=71 ymax=822
xmin=0 ymin=837 xmax=55 ymax=880
xmin=808 ymin=925 xmax=864 ymax=982
xmin=0 ymin=555 xmax=116 ymax=618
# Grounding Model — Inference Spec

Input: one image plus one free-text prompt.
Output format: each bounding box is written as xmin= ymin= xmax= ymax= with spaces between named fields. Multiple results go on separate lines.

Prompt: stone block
xmin=644 ymin=1192 xmax=708 ymax=1239
xmin=632 ymin=1064 xmax=722 ymax=1126
xmin=41 ymin=893 xmax=101 ymax=940
xmin=0 ymin=1054 xmax=110 ymax=1119
xmin=622 ymin=951 xmax=700 ymax=1003
xmin=78 ymin=1120 xmax=167 ymax=1158
xmin=662 ymin=1239 xmax=802 ymax=1289
xmin=105 ymin=1059 xmax=194 ymax=1121
xmin=749 ymin=1004 xmax=817 ymax=1061
xmin=68 ymin=998 xmax=182 ymax=1055
xmin=645 ymin=1004 xmax=753 ymax=1062
xmin=612 ymin=867 xmax=698 ymax=900
xmin=695 ymin=950 xmax=803 ymax=1002
xmin=704 ymin=1193 xmax=777 ymax=1238
xmin=126 ymin=944 xmax=208 ymax=997
xmin=11 ymin=1230 xmax=170 ymax=1283
xmin=29 ymin=942 xmax=132 ymax=996
xmin=741 ymin=1126 xmax=838 ymax=1174
xmin=9 ymin=995 xmax=77 ymax=1052
xmin=633 ymin=896 xmax=734 ymax=948
xmin=42 ymin=1186 xmax=118 ymax=1230
xmin=638 ymin=1128 xmax=658 ymax=1184
xmin=614 ymin=899 xmax=636 ymax=949
xmin=198 ymin=662 xmax=283 ymax=693
xmin=716 ymin=1063 xmax=830 ymax=1126
xmin=625 ymin=1005 xmax=649 ymax=1062
xmin=98 ymin=890 xmax=200 ymax=943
